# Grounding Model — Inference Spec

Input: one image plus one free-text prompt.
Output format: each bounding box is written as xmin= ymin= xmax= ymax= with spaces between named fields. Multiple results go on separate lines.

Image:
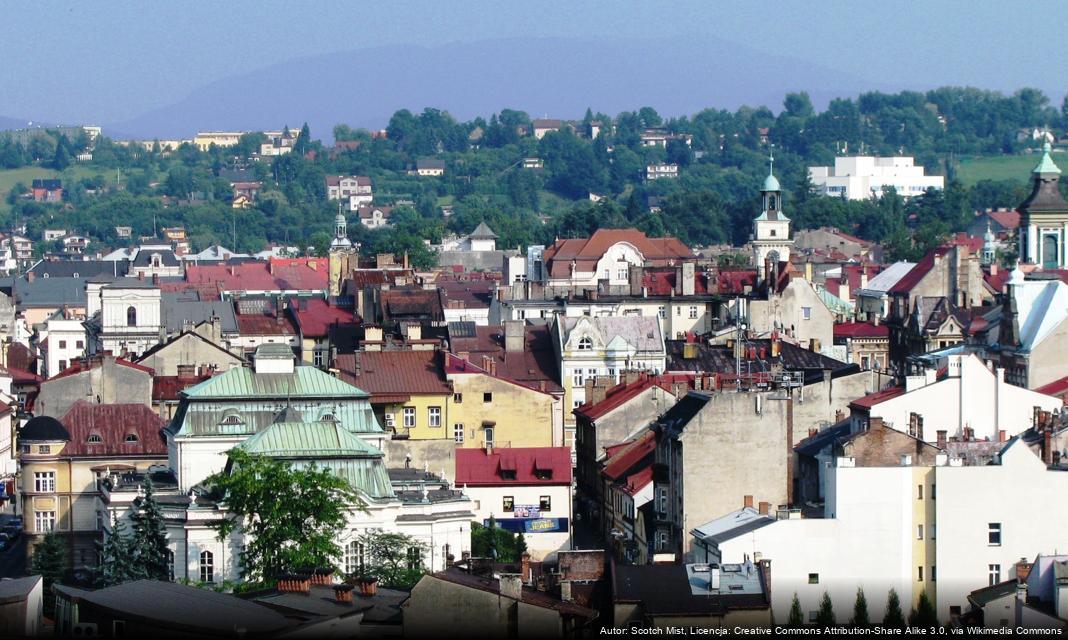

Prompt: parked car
xmin=1 ymin=525 xmax=20 ymax=540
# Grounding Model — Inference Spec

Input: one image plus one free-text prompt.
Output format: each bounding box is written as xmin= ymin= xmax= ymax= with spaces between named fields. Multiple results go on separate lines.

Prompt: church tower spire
xmin=752 ymin=145 xmax=792 ymax=269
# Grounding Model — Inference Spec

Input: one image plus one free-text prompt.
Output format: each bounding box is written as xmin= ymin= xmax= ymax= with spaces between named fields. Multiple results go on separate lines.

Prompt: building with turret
xmin=1018 ymin=143 xmax=1068 ymax=269
xmin=752 ymin=153 xmax=793 ymax=268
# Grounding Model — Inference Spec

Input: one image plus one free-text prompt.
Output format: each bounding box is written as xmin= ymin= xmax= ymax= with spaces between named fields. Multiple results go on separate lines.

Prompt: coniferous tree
xmin=96 ymin=519 xmax=144 ymax=587
xmin=131 ymin=477 xmax=171 ymax=581
xmin=788 ymin=593 xmax=805 ymax=627
xmin=883 ymin=588 xmax=905 ymax=628
xmin=909 ymin=591 xmax=938 ymax=627
xmin=816 ymin=591 xmax=836 ymax=626
xmin=31 ymin=531 xmax=67 ymax=617
xmin=851 ymin=587 xmax=870 ymax=626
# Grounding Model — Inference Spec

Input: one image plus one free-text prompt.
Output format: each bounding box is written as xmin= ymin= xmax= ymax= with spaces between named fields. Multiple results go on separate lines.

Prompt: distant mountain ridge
xmin=106 ymin=35 xmax=878 ymax=140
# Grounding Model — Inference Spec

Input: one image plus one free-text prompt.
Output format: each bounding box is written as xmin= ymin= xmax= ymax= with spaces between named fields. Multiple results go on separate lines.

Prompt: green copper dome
xmin=763 ymin=173 xmax=781 ymax=192
xmin=1033 ymin=142 xmax=1061 ymax=175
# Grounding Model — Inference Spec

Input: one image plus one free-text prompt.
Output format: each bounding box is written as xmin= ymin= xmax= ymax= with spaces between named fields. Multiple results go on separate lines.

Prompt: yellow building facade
xmin=445 ymin=365 xmax=561 ymax=449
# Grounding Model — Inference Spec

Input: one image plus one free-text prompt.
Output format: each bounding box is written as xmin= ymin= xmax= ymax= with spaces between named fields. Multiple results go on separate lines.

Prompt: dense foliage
xmin=206 ymin=449 xmax=362 ymax=583
xmin=352 ymin=529 xmax=428 ymax=589
xmin=2 ymin=86 xmax=1063 ymax=262
xmin=471 ymin=517 xmax=527 ymax=562
xmin=30 ymin=531 xmax=67 ymax=617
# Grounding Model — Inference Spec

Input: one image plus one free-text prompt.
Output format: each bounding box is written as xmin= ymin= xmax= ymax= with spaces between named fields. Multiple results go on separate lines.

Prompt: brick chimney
xmin=936 ymin=430 xmax=947 ymax=449
xmin=277 ymin=575 xmax=311 ymax=594
xmin=333 ymin=583 xmax=354 ymax=603
xmin=743 ymin=495 xmax=754 ymax=509
xmin=758 ymin=501 xmax=770 ymax=515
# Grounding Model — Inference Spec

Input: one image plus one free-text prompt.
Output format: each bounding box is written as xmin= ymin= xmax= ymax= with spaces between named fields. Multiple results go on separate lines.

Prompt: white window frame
xmin=428 ymin=406 xmax=442 ymax=428
xmin=35 ymin=511 xmax=56 ymax=533
xmin=689 ymin=306 xmax=698 ymax=319
xmin=988 ymin=522 xmax=1002 ymax=546
xmin=453 ymin=423 xmax=464 ymax=443
xmin=34 ymin=471 xmax=55 ymax=493
xmin=200 ymin=550 xmax=215 ymax=583
xmin=403 ymin=407 xmax=416 ymax=428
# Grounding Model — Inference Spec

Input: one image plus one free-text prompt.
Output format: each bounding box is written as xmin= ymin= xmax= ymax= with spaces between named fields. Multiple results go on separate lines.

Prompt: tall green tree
xmin=851 ymin=587 xmax=870 ymax=626
xmin=96 ymin=519 xmax=143 ymax=587
xmin=816 ymin=591 xmax=836 ymax=626
xmin=207 ymin=448 xmax=362 ymax=582
xmin=131 ymin=477 xmax=171 ymax=581
xmin=788 ymin=593 xmax=805 ymax=627
xmin=471 ymin=517 xmax=527 ymax=562
xmin=883 ymin=588 xmax=905 ymax=628
xmin=909 ymin=591 xmax=938 ymax=627
xmin=31 ymin=531 xmax=67 ymax=617
xmin=354 ymin=530 xmax=428 ymax=589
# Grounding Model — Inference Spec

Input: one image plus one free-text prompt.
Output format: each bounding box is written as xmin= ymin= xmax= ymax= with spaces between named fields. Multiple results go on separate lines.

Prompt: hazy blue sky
xmin=2 ymin=1 xmax=1064 ymax=126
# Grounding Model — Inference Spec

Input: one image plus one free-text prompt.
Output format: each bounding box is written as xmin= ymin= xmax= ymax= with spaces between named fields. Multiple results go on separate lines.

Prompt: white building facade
xmin=809 ymin=156 xmax=944 ymax=200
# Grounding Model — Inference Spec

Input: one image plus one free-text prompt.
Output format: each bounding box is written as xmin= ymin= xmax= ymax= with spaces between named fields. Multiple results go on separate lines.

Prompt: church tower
xmin=328 ymin=203 xmax=356 ymax=296
xmin=752 ymin=150 xmax=793 ymax=268
xmin=1019 ymin=143 xmax=1068 ymax=269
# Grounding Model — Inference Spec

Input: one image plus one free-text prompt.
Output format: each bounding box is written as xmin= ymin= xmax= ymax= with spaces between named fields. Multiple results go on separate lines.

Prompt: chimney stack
xmin=744 ymin=495 xmax=754 ymax=509
xmin=758 ymin=501 xmax=770 ymax=515
xmin=499 ymin=574 xmax=523 ymax=601
xmin=504 ymin=320 xmax=524 ymax=353
xmin=333 ymin=584 xmax=354 ymax=603
xmin=936 ymin=430 xmax=947 ymax=449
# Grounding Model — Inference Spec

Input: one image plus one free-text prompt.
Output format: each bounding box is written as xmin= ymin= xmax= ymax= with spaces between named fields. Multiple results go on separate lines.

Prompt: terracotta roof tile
xmin=290 ymin=298 xmax=355 ymax=338
xmin=60 ymin=400 xmax=167 ymax=456
xmin=833 ymin=322 xmax=890 ymax=339
xmin=185 ymin=258 xmax=328 ymax=292
xmin=455 ymin=447 xmax=572 ymax=486
xmin=849 ymin=385 xmax=906 ymax=410
xmin=335 ymin=350 xmax=452 ymax=397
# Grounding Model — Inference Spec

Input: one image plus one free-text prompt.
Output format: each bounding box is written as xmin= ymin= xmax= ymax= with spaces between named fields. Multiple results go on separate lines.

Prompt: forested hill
xmin=1 ymin=86 xmax=1063 ymax=267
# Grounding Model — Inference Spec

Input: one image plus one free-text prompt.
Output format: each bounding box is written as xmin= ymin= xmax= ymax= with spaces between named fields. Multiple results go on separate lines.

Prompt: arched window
xmin=768 ymin=195 xmax=777 ymax=210
xmin=199 ymin=550 xmax=214 ymax=583
xmin=320 ymin=413 xmax=338 ymax=423
xmin=577 ymin=336 xmax=593 ymax=351
xmin=126 ymin=306 xmax=137 ymax=327
xmin=344 ymin=540 xmax=365 ymax=576
xmin=86 ymin=434 xmax=103 ymax=444
xmin=124 ymin=433 xmax=139 ymax=443
xmin=220 ymin=415 xmax=244 ymax=426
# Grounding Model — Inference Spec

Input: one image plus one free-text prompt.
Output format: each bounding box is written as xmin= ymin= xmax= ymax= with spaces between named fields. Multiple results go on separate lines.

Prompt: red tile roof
xmin=0 ymin=364 xmax=42 ymax=385
xmin=849 ymin=385 xmax=906 ymax=411
xmin=59 ymin=400 xmax=167 ymax=457
xmin=152 ymin=374 xmax=214 ymax=402
xmin=949 ymin=232 xmax=984 ymax=254
xmin=715 ymin=269 xmax=760 ymax=295
xmin=380 ymin=288 xmax=444 ymax=322
xmin=833 ymin=322 xmax=890 ymax=339
xmin=601 ymin=430 xmax=657 ymax=481
xmin=234 ymin=300 xmax=298 ymax=336
xmin=1034 ymin=376 xmax=1068 ymax=400
xmin=185 ymin=258 xmax=328 ymax=292
xmin=641 ymin=269 xmax=711 ymax=296
xmin=443 ymin=352 xmax=556 ymax=397
xmin=573 ymin=373 xmax=692 ymax=421
xmin=542 ymin=229 xmax=694 ymax=278
xmin=448 ymin=325 xmax=562 ymax=394
xmin=438 ymin=281 xmax=495 ymax=309
xmin=290 ymin=298 xmax=355 ymax=338
xmin=455 ymin=447 xmax=572 ymax=486
xmin=335 ymin=350 xmax=453 ymax=397
xmin=986 ymin=210 xmax=1020 ymax=231
xmin=621 ymin=465 xmax=654 ymax=496
xmin=5 ymin=342 xmax=37 ymax=377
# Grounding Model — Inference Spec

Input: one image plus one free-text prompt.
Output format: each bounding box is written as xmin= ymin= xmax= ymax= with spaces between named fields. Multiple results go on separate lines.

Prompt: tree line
xmin=2 ymin=86 xmax=1062 ymax=264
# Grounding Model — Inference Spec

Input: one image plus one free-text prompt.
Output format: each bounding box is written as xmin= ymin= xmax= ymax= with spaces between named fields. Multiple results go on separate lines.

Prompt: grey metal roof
xmin=54 ymin=580 xmax=288 ymax=635
xmin=690 ymin=507 xmax=775 ymax=545
xmin=132 ymin=248 xmax=180 ymax=267
xmin=26 ymin=259 xmax=129 ymax=278
xmin=1 ymin=275 xmax=87 ymax=307
xmin=161 ymin=294 xmax=238 ymax=333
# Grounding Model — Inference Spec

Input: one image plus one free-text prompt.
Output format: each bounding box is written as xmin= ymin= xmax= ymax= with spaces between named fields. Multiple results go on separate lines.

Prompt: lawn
xmin=0 ymin=164 xmax=130 ymax=213
xmin=953 ymin=153 xmax=1054 ymax=186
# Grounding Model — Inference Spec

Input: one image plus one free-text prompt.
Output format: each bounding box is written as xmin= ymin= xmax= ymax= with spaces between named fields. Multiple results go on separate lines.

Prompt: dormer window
xmin=577 ymin=336 xmax=593 ymax=350
xmin=87 ymin=434 xmax=103 ymax=444
xmin=533 ymin=469 xmax=553 ymax=480
xmin=219 ymin=415 xmax=244 ymax=426
xmin=320 ymin=413 xmax=338 ymax=423
xmin=124 ymin=434 xmax=139 ymax=443
xmin=500 ymin=470 xmax=517 ymax=480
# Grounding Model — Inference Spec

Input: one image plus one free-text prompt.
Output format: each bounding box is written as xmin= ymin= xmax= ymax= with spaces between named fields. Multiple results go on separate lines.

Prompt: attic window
xmin=219 ymin=415 xmax=244 ymax=426
xmin=320 ymin=413 xmax=338 ymax=423
xmin=578 ymin=336 xmax=593 ymax=350
xmin=533 ymin=469 xmax=553 ymax=480
xmin=500 ymin=470 xmax=517 ymax=480
xmin=124 ymin=434 xmax=139 ymax=443
xmin=87 ymin=434 xmax=103 ymax=444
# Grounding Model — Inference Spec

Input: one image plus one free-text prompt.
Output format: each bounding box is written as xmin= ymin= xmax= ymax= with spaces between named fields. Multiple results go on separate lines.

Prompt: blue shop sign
xmin=486 ymin=517 xmax=569 ymax=534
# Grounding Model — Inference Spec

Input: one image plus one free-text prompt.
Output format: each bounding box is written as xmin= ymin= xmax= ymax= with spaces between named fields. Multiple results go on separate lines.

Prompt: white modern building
xmin=39 ymin=310 xmax=87 ymax=377
xmin=849 ymin=354 xmax=1063 ymax=444
xmin=809 ymin=156 xmax=944 ymax=200
xmin=89 ymin=280 xmax=163 ymax=358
